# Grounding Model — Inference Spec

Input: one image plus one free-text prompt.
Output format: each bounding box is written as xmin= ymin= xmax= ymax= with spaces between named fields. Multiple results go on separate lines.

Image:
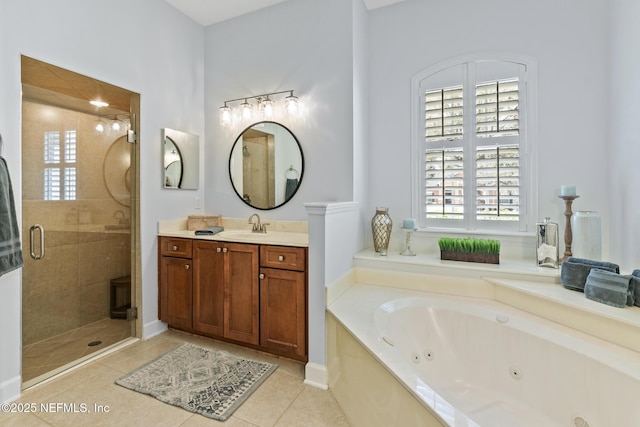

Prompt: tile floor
xmin=2 ymin=330 xmax=350 ymax=427
xmin=22 ymin=318 xmax=132 ymax=385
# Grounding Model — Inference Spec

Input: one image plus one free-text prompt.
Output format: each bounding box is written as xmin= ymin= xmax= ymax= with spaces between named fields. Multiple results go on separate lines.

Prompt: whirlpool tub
xmin=327 ymin=280 xmax=640 ymax=427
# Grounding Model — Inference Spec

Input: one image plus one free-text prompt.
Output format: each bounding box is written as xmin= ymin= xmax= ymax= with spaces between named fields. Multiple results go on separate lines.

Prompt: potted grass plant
xmin=438 ymin=237 xmax=500 ymax=264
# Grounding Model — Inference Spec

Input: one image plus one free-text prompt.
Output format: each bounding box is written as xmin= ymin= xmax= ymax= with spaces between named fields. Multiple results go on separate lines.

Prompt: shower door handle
xmin=29 ymin=224 xmax=45 ymax=260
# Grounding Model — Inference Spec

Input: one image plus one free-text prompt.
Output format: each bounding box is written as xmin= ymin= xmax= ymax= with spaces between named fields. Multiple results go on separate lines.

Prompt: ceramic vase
xmin=571 ymin=211 xmax=601 ymax=260
xmin=371 ymin=207 xmax=392 ymax=256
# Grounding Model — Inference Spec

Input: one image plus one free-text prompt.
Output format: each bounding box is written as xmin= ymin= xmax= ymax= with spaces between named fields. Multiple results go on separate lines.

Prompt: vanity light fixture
xmin=218 ymin=90 xmax=300 ymax=127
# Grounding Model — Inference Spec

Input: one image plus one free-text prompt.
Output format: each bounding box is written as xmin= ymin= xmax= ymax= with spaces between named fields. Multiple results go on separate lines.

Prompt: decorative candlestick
xmin=400 ymin=218 xmax=417 ymax=256
xmin=399 ymin=228 xmax=417 ymax=256
xmin=558 ymin=195 xmax=579 ymax=263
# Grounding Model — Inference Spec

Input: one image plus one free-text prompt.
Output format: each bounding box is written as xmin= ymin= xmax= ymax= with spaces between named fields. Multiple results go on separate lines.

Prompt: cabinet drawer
xmin=159 ymin=237 xmax=193 ymax=258
xmin=260 ymin=245 xmax=306 ymax=271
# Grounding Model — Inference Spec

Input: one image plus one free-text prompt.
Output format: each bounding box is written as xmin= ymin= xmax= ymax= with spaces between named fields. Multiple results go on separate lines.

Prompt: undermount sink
xmin=215 ymin=230 xmax=308 ymax=246
xmin=218 ymin=230 xmax=270 ymax=240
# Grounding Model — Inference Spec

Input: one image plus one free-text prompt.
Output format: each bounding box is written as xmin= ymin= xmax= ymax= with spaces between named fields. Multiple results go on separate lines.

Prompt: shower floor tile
xmin=22 ymin=318 xmax=131 ymax=384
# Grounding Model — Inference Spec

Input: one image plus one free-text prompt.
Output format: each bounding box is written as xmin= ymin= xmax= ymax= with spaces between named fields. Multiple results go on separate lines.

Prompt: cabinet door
xmin=224 ymin=243 xmax=260 ymax=345
xmin=260 ymin=267 xmax=307 ymax=360
xmin=159 ymin=256 xmax=192 ymax=330
xmin=192 ymin=240 xmax=225 ymax=336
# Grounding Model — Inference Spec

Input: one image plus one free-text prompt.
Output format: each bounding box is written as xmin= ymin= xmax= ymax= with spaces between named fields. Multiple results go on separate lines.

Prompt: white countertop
xmin=158 ymin=228 xmax=308 ymax=247
xmin=158 ymin=218 xmax=308 ymax=247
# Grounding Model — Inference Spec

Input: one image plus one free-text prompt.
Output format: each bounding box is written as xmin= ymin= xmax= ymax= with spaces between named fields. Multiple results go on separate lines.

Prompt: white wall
xmin=204 ymin=0 xmax=356 ymax=221
xmin=610 ymin=0 xmax=640 ymax=272
xmin=367 ymin=0 xmax=612 ymax=260
xmin=0 ymin=0 xmax=204 ymax=402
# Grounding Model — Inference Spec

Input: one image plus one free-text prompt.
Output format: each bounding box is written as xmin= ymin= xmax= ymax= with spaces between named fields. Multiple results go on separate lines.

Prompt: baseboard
xmin=303 ymin=362 xmax=328 ymax=390
xmin=0 ymin=375 xmax=21 ymax=404
xmin=143 ymin=319 xmax=168 ymax=340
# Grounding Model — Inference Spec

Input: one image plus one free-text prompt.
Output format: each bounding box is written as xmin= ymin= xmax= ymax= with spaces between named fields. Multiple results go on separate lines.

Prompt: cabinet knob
xmin=278 ymin=255 xmax=284 ymax=262
xmin=259 ymin=273 xmax=265 ymax=279
xmin=172 ymin=245 xmax=178 ymax=251
xmin=216 ymin=247 xmax=221 ymax=253
xmin=222 ymin=248 xmax=228 ymax=253
xmin=184 ymin=264 xmax=190 ymax=270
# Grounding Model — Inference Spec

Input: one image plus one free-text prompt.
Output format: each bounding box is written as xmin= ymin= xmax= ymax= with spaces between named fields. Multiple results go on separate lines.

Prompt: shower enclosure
xmin=20 ymin=56 xmax=139 ymax=387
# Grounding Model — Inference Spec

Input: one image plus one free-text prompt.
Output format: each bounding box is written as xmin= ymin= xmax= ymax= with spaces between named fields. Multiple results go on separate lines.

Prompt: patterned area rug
xmin=115 ymin=343 xmax=277 ymax=421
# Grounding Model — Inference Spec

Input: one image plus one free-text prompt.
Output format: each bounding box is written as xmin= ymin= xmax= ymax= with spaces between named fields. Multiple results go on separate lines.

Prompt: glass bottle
xmin=536 ymin=217 xmax=559 ymax=268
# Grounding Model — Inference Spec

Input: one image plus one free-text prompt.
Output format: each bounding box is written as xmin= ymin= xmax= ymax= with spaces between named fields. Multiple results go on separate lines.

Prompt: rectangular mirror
xmin=162 ymin=128 xmax=199 ymax=190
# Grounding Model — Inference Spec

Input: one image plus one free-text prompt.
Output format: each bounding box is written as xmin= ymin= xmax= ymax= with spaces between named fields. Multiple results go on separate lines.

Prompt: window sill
xmin=417 ymin=227 xmax=536 ymax=239
xmin=353 ymin=249 xmax=558 ymax=283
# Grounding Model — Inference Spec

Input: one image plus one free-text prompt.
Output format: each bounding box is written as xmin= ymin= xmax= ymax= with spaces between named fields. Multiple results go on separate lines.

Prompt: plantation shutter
xmin=43 ymin=130 xmax=77 ymax=201
xmin=416 ymin=58 xmax=529 ymax=231
xmin=476 ymin=145 xmax=520 ymax=221
xmin=425 ymin=86 xmax=463 ymax=141
xmin=425 ymin=148 xmax=464 ymax=219
xmin=476 ymin=79 xmax=519 ymax=137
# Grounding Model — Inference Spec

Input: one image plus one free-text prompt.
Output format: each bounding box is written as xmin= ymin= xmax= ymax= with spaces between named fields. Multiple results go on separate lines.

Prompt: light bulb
xmin=285 ymin=92 xmax=299 ymax=116
xmin=240 ymin=99 xmax=253 ymax=121
xmin=111 ymin=121 xmax=121 ymax=131
xmin=262 ymin=97 xmax=274 ymax=118
xmin=95 ymin=122 xmax=104 ymax=132
xmin=90 ymin=100 xmax=109 ymax=108
xmin=219 ymin=104 xmax=232 ymax=126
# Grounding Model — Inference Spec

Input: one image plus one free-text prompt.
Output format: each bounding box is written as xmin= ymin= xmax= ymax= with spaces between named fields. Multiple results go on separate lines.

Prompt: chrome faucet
xmin=248 ymin=213 xmax=269 ymax=233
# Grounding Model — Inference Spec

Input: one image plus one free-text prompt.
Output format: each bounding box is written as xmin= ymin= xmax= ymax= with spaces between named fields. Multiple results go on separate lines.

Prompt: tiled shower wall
xmin=21 ymin=101 xmax=131 ymax=345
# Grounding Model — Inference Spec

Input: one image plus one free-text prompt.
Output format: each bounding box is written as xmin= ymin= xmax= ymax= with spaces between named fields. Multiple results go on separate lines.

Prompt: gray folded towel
xmin=194 ymin=225 xmax=224 ymax=235
xmin=632 ymin=270 xmax=640 ymax=308
xmin=584 ymin=269 xmax=632 ymax=308
xmin=0 ymin=157 xmax=23 ymax=276
xmin=560 ymin=257 xmax=620 ymax=292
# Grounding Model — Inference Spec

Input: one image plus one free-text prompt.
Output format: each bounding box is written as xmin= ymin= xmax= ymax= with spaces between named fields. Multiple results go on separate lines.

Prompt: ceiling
xmin=21 ymin=56 xmax=134 ymax=117
xmin=164 ymin=0 xmax=407 ymax=26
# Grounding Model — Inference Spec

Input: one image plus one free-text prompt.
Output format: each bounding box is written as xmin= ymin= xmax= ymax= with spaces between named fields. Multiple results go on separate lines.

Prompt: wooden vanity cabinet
xmin=192 ymin=240 xmax=259 ymax=346
xmin=259 ymin=245 xmax=307 ymax=361
xmin=158 ymin=237 xmax=193 ymax=330
xmin=159 ymin=236 xmax=306 ymax=361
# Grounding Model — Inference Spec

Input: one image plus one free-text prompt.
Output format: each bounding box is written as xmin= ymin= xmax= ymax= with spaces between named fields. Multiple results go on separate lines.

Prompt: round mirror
xmin=229 ymin=121 xmax=304 ymax=210
xmin=103 ymin=135 xmax=131 ymax=207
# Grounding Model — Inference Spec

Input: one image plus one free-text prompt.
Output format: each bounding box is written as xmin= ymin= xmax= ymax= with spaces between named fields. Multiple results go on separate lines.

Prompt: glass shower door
xmin=21 ymin=98 xmax=133 ymax=387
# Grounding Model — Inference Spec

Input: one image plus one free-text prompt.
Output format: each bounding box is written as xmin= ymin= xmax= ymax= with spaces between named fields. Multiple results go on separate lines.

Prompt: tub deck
xmin=327 ymin=265 xmax=640 ymax=427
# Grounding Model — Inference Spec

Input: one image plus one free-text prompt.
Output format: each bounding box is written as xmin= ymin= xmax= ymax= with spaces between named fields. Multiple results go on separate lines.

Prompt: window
xmin=44 ymin=130 xmax=77 ymax=200
xmin=412 ymin=55 xmax=536 ymax=233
